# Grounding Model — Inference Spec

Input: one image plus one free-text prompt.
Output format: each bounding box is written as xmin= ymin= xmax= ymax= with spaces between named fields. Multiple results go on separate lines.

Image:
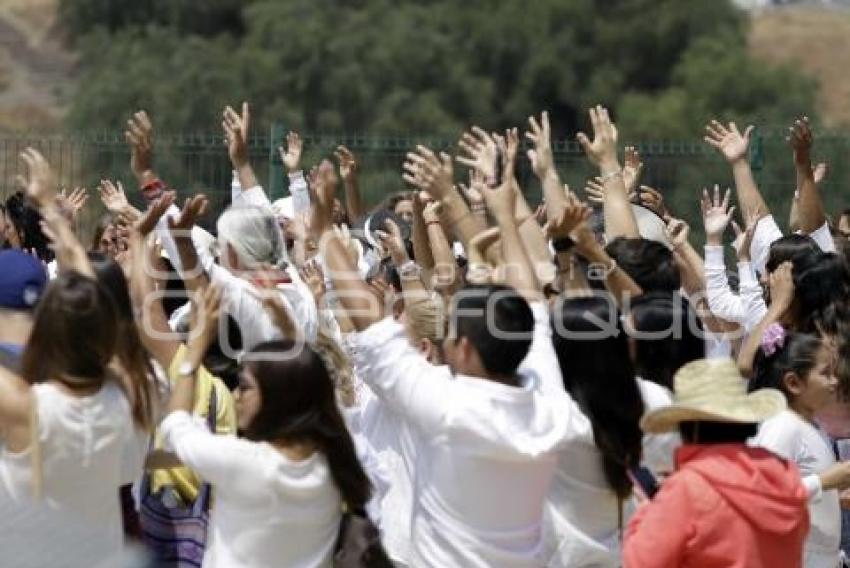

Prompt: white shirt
xmin=0 ymin=382 xmax=145 ymax=557
xmin=753 ymin=409 xmax=840 ymax=568
xmin=637 ymin=379 xmax=680 ymax=476
xmin=750 ymin=216 xmax=835 ymax=276
xmin=207 ymin=262 xmax=318 ymax=348
xmin=704 ymin=244 xmax=766 ymax=331
xmin=351 ymin=306 xmax=590 ymax=568
xmin=161 ymin=410 xmax=340 ymax=568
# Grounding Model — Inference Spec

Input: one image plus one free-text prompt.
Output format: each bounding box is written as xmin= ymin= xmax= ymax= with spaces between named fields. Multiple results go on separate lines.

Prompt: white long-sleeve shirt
xmin=753 ymin=409 xmax=840 ymax=568
xmin=704 ymin=245 xmax=767 ymax=332
xmin=350 ymin=308 xmax=590 ymax=568
xmin=161 ymin=411 xmax=340 ymax=568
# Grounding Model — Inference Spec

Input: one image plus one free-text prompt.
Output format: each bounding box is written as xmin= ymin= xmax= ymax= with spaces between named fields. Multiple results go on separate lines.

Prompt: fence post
xmin=268 ymin=121 xmax=286 ymax=201
xmin=750 ymin=126 xmax=764 ymax=186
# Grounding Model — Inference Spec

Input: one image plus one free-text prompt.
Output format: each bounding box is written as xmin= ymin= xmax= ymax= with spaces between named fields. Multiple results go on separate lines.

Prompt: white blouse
xmin=0 ymin=382 xmax=145 ymax=557
xmin=161 ymin=410 xmax=341 ymax=568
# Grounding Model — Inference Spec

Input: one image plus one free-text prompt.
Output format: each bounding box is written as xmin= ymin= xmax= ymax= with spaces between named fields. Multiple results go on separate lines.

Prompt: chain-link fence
xmin=0 ymin=128 xmax=847 ymax=242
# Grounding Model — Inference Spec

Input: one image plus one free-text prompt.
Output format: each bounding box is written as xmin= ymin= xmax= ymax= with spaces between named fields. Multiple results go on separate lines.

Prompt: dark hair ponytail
xmin=749 ymin=332 xmax=822 ymax=400
xmin=244 ymin=340 xmax=371 ymax=510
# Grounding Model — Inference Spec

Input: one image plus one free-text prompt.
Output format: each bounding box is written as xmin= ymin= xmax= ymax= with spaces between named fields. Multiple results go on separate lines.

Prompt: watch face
xmin=178 ymin=361 xmax=195 ymax=376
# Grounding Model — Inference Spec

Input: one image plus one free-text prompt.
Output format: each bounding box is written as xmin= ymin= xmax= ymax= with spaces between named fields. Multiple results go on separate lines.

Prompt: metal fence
xmin=1 ymin=127 xmax=848 ymax=241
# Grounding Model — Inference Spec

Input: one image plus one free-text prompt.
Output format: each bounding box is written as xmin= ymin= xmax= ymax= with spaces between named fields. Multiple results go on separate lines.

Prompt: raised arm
xmin=167 ymin=195 xmax=212 ymax=294
xmin=788 ymin=117 xmax=826 ymax=234
xmin=223 ymin=102 xmax=261 ymax=197
xmin=165 ymin=284 xmax=221 ymax=417
xmin=526 ymin=111 xmax=568 ymax=218
xmin=480 ymin=149 xmax=542 ymax=303
xmin=22 ymin=148 xmax=93 ymax=278
xmin=315 ymin=167 xmax=382 ymax=332
xmin=422 ymin=201 xmax=459 ymax=294
xmin=704 ymin=119 xmax=768 ymax=223
xmin=335 ymin=145 xmax=364 ymax=220
xmin=411 ymin=192 xmax=435 ymax=272
xmin=129 ymin=193 xmax=181 ymax=369
xmin=125 ymin=110 xmax=158 ymax=190
xmin=405 ymin=145 xmax=486 ymax=251
xmin=577 ymin=105 xmax=639 ymax=240
xmin=279 ymin=131 xmax=311 ymax=214
xmin=546 ymin=193 xmax=593 ymax=296
xmin=738 ymin=262 xmax=794 ymax=377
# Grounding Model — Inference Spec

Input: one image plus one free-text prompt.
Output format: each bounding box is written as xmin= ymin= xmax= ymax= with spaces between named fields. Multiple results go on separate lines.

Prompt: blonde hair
xmin=405 ymin=292 xmax=447 ymax=345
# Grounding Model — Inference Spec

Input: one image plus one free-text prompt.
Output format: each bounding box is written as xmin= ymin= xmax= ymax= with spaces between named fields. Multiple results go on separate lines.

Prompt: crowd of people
xmin=1 ymin=101 xmax=850 ymax=568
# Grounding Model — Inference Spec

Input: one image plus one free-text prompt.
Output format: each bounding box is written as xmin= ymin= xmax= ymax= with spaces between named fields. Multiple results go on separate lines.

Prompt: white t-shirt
xmin=0 ymin=382 xmax=145 ymax=556
xmin=160 ymin=410 xmax=341 ymax=568
xmin=351 ymin=306 xmax=591 ymax=568
xmin=753 ymin=409 xmax=840 ymax=568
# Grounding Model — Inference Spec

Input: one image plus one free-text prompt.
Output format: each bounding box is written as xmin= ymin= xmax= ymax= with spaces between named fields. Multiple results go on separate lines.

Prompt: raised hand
xmin=167 ymin=194 xmax=209 ymax=234
xmin=704 ymin=120 xmax=754 ymax=164
xmin=402 ymin=146 xmax=453 ymax=200
xmin=222 ymin=102 xmax=251 ymax=169
xmin=623 ymin=146 xmax=644 ymax=196
xmin=546 ymin=193 xmax=591 ymax=240
xmin=124 ymin=110 xmax=153 ymax=183
xmin=525 ymin=111 xmax=555 ymax=178
xmin=422 ymin=200 xmax=442 ymax=225
xmin=334 ymin=145 xmax=357 ymax=181
xmin=700 ymin=185 xmax=735 ymax=245
xmin=298 ymin=260 xmax=326 ymax=304
xmin=189 ymin=284 xmax=222 ymax=354
xmin=576 ymin=105 xmax=619 ymax=170
xmin=768 ymin=261 xmax=795 ymax=315
xmin=278 ymin=131 xmax=302 ymax=172
xmin=731 ymin=209 xmax=764 ymax=263
xmin=456 ymin=126 xmax=499 ymax=182
xmin=638 ymin=185 xmax=669 ymax=220
xmin=584 ymin=176 xmax=636 ymax=205
xmin=787 ymin=116 xmax=812 ymax=166
xmin=458 ymin=169 xmax=485 ymax=207
xmin=56 ymin=186 xmax=89 ymax=221
xmin=665 ymin=217 xmax=690 ymax=252
xmin=377 ymin=219 xmax=409 ymax=266
xmin=134 ymin=191 xmax=176 ymax=236
xmin=20 ymin=147 xmax=56 ymax=208
xmin=98 ymin=179 xmax=130 ymax=213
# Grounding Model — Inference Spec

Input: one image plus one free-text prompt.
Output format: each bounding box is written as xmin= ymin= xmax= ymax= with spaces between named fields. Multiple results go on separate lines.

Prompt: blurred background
xmin=0 ymin=0 xmax=848 ymax=238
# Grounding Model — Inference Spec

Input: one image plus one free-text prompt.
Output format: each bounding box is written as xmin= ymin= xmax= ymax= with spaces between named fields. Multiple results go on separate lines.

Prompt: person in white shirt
xmin=318 ymin=152 xmax=590 ymax=566
xmin=544 ymin=295 xmax=646 ymax=567
xmin=160 ymin=285 xmax=375 ymax=568
xmin=0 ymin=149 xmax=149 ymax=559
xmin=750 ymin=329 xmax=850 ymax=568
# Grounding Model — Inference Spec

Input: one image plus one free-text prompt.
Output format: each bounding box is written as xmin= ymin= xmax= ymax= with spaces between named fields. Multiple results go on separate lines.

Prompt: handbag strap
xmin=30 ymin=393 xmax=43 ymax=501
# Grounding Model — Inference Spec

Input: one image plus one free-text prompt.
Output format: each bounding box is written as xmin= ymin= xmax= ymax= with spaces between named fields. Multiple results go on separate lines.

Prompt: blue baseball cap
xmin=0 ymin=250 xmax=47 ymax=310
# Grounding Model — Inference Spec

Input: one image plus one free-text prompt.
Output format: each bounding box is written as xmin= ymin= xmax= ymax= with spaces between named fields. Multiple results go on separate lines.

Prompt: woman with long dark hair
xmin=544 ymin=296 xmax=646 ymax=567
xmin=160 ymin=286 xmax=371 ymax=567
xmin=0 ymin=149 xmax=149 ymax=559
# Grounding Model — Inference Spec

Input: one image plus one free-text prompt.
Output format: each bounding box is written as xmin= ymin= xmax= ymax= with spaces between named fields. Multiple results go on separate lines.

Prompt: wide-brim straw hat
xmin=641 ymin=358 xmax=786 ymax=434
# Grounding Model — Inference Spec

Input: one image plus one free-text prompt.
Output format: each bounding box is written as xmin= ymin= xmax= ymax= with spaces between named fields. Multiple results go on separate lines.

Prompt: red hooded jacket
xmin=624 ymin=444 xmax=809 ymax=567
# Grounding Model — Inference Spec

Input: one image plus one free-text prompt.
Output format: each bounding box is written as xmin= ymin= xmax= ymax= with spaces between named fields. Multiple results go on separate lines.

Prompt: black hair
xmin=679 ymin=421 xmax=758 ymax=444
xmin=792 ymin=252 xmax=850 ymax=334
xmin=551 ymin=296 xmax=644 ymax=499
xmin=4 ymin=192 xmax=52 ymax=261
xmin=749 ymin=332 xmax=823 ymax=401
xmin=449 ymin=284 xmax=533 ymax=378
xmin=764 ymin=234 xmax=818 ymax=274
xmin=242 ymin=340 xmax=371 ymax=510
xmin=605 ymin=237 xmax=680 ymax=292
xmin=628 ymin=292 xmax=705 ymax=390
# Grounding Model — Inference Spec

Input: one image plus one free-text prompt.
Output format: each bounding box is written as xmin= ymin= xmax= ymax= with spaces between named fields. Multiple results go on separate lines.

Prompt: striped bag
xmin=139 ymin=393 xmax=216 ymax=567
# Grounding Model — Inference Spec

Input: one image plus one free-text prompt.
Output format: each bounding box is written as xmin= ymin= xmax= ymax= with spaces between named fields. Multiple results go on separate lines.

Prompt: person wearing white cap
xmin=623 ymin=358 xmax=810 ymax=568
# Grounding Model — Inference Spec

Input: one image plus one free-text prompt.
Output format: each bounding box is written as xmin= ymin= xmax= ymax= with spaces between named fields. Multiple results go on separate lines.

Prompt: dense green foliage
xmin=60 ymin=0 xmax=829 ymax=221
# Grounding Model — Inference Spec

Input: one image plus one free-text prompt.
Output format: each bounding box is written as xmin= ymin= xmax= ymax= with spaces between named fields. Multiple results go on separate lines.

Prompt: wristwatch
xmin=551 ymin=236 xmax=576 ymax=253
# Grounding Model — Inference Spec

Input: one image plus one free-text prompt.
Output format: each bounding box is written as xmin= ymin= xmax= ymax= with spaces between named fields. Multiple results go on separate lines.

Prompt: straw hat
xmin=640 ymin=358 xmax=786 ymax=434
